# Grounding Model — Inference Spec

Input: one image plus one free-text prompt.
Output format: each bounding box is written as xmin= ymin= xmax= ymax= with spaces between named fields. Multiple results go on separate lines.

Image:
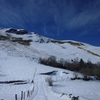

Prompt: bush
xmin=93 ymin=68 xmax=100 ymax=80
xmin=39 ymin=56 xmax=67 ymax=69
xmin=39 ymin=56 xmax=57 ymax=67
xmin=73 ymin=72 xmax=78 ymax=78
xmin=71 ymin=72 xmax=81 ymax=80
xmin=70 ymin=78 xmax=76 ymax=80
xmin=82 ymin=75 xmax=90 ymax=81
xmin=45 ymin=77 xmax=53 ymax=86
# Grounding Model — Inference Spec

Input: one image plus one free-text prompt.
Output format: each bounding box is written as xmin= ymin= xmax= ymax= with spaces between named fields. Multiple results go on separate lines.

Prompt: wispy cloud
xmin=0 ymin=0 xmax=100 ymax=37
xmin=59 ymin=0 xmax=100 ymax=30
xmin=66 ymin=7 xmax=100 ymax=29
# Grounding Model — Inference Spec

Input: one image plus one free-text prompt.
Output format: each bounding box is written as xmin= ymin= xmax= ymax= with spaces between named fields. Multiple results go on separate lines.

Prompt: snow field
xmin=51 ymin=74 xmax=100 ymax=100
xmin=0 ymin=28 xmax=100 ymax=100
xmin=0 ymin=56 xmax=100 ymax=100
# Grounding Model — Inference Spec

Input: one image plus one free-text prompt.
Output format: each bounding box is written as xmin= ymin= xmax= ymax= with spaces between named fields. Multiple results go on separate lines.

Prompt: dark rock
xmin=6 ymin=28 xmax=17 ymax=33
xmin=15 ymin=30 xmax=28 ymax=35
xmin=6 ymin=28 xmax=28 ymax=35
xmin=39 ymin=38 xmax=45 ymax=43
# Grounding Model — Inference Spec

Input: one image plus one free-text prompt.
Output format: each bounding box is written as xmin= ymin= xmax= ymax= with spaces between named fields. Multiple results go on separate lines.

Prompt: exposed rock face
xmin=6 ymin=28 xmax=17 ymax=33
xmin=6 ymin=28 xmax=28 ymax=35
xmin=0 ymin=28 xmax=50 ymax=46
xmin=0 ymin=28 xmax=31 ymax=46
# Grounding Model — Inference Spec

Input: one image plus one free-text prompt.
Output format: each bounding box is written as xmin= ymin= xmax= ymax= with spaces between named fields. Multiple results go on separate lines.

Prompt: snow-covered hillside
xmin=0 ymin=28 xmax=100 ymax=63
xmin=0 ymin=28 xmax=100 ymax=100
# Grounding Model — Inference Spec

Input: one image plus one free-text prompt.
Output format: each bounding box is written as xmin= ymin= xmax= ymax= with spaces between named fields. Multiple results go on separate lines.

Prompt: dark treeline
xmin=39 ymin=56 xmax=100 ymax=80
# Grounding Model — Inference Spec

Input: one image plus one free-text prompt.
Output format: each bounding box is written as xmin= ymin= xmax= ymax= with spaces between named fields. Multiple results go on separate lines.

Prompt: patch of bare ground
xmin=51 ymin=40 xmax=84 ymax=46
xmin=66 ymin=41 xmax=84 ymax=46
xmin=78 ymin=47 xmax=100 ymax=57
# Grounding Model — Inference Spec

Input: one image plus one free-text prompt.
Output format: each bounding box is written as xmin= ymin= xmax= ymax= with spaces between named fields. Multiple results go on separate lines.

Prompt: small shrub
xmin=73 ymin=72 xmax=78 ymax=79
xmin=45 ymin=77 xmax=53 ymax=86
xmin=82 ymin=75 xmax=90 ymax=81
xmin=93 ymin=68 xmax=100 ymax=80
xmin=76 ymin=77 xmax=81 ymax=80
xmin=70 ymin=78 xmax=76 ymax=80
xmin=70 ymin=72 xmax=79 ymax=80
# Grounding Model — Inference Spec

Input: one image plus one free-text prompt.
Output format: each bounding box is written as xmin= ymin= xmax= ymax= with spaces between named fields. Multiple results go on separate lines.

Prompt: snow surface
xmin=0 ymin=28 xmax=100 ymax=100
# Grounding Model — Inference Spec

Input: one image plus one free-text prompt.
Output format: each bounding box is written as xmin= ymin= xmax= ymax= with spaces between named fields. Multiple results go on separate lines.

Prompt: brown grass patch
xmin=87 ymin=50 xmax=100 ymax=57
xmin=51 ymin=40 xmax=65 ymax=44
xmin=66 ymin=41 xmax=84 ymax=46
xmin=78 ymin=47 xmax=100 ymax=57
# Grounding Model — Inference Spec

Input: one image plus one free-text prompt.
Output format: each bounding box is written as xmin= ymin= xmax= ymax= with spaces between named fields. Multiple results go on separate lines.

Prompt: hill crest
xmin=0 ymin=28 xmax=100 ymax=63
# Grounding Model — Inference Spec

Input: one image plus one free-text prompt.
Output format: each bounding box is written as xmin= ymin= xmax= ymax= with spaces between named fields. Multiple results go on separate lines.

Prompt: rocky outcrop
xmin=6 ymin=28 xmax=28 ymax=35
xmin=0 ymin=28 xmax=49 ymax=45
xmin=0 ymin=28 xmax=32 ymax=46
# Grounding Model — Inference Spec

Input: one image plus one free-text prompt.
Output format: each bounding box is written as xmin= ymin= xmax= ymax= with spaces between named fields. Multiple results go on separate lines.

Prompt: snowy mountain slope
xmin=0 ymin=28 xmax=100 ymax=63
xmin=0 ymin=28 xmax=100 ymax=100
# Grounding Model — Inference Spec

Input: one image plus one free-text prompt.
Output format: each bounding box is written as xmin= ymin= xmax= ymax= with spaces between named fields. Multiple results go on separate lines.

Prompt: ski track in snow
xmin=33 ymin=78 xmax=48 ymax=100
xmin=27 ymin=75 xmax=67 ymax=100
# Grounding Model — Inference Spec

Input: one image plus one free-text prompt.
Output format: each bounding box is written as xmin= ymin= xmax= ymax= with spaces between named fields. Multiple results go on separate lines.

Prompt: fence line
xmin=14 ymin=81 xmax=34 ymax=100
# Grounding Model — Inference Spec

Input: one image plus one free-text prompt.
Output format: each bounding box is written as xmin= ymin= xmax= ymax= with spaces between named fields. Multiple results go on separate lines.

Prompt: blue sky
xmin=0 ymin=0 xmax=100 ymax=46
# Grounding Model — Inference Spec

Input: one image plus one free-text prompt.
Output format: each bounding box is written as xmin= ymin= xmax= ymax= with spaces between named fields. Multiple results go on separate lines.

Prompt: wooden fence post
xmin=21 ymin=91 xmax=23 ymax=100
xmin=15 ymin=94 xmax=17 ymax=100
xmin=24 ymin=92 xmax=25 ymax=100
xmin=27 ymin=90 xmax=30 ymax=97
